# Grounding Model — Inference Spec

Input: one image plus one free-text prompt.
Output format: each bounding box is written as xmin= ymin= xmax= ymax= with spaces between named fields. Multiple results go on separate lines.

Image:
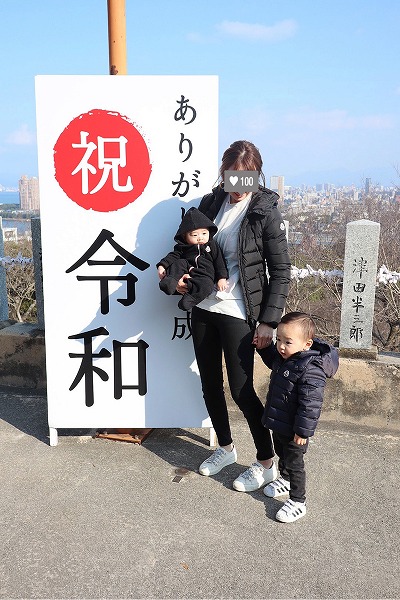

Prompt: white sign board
xmin=35 ymin=75 xmax=218 ymax=440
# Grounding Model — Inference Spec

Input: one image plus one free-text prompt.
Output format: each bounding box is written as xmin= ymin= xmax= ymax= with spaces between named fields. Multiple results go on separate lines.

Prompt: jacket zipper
xmin=194 ymin=244 xmax=201 ymax=268
xmin=238 ymin=214 xmax=254 ymax=327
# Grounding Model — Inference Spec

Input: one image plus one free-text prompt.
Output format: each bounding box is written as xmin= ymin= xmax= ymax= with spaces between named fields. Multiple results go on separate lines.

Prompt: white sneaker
xmin=275 ymin=499 xmax=307 ymax=523
xmin=263 ymin=477 xmax=291 ymax=498
xmin=233 ymin=461 xmax=277 ymax=492
xmin=199 ymin=446 xmax=237 ymax=476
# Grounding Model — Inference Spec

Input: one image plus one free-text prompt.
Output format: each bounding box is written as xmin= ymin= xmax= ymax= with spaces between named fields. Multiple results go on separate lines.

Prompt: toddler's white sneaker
xmin=275 ymin=499 xmax=306 ymax=523
xmin=263 ymin=477 xmax=291 ymax=498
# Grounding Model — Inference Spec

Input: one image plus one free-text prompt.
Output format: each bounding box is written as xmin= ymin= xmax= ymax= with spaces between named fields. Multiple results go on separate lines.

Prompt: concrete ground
xmin=0 ymin=386 xmax=399 ymax=600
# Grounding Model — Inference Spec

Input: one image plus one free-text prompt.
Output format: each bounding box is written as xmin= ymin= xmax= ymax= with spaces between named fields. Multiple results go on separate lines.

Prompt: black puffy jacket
xmin=198 ymin=185 xmax=291 ymax=327
xmin=258 ymin=339 xmax=339 ymax=438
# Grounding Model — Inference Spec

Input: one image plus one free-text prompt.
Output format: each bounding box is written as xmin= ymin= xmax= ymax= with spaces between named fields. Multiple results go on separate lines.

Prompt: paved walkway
xmin=0 ymin=386 xmax=399 ymax=599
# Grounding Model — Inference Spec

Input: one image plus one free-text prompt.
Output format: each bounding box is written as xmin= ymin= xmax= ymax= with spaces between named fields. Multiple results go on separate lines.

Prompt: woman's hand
xmin=176 ymin=274 xmax=190 ymax=294
xmin=252 ymin=322 xmax=274 ymax=350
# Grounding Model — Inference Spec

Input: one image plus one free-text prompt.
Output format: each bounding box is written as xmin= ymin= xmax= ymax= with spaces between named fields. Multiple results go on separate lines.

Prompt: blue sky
xmin=0 ymin=0 xmax=399 ymax=188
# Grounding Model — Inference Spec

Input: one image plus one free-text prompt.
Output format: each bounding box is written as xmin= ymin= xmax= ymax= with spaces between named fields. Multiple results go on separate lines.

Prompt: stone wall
xmin=0 ymin=322 xmax=46 ymax=390
xmin=1 ymin=321 xmax=399 ymax=432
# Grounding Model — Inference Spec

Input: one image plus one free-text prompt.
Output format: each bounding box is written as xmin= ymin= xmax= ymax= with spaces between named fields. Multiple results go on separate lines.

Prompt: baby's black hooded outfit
xmin=157 ymin=207 xmax=228 ymax=311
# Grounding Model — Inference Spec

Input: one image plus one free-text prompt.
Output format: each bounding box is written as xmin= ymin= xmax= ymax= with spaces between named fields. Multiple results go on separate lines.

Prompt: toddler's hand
xmin=294 ymin=434 xmax=307 ymax=446
xmin=157 ymin=266 xmax=166 ymax=280
xmin=217 ymin=278 xmax=228 ymax=291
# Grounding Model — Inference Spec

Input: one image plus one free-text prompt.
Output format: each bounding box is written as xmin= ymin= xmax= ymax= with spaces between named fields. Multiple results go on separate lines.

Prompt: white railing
xmin=2 ymin=254 xmax=400 ymax=285
xmin=0 ymin=253 xmax=33 ymax=267
xmin=291 ymin=264 xmax=400 ymax=285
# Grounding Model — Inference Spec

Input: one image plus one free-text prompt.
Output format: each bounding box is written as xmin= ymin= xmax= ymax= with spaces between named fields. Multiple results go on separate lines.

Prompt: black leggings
xmin=191 ymin=307 xmax=274 ymax=461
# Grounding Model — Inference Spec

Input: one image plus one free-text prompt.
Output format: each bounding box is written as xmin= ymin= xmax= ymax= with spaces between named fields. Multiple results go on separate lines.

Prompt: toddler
xmin=257 ymin=312 xmax=339 ymax=522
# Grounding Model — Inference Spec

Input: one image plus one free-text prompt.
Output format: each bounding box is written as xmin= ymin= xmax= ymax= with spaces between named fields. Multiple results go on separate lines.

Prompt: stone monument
xmin=339 ymin=219 xmax=380 ymax=358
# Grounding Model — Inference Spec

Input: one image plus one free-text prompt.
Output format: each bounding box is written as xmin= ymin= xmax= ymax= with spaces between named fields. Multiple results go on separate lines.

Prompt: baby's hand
xmin=294 ymin=434 xmax=307 ymax=446
xmin=176 ymin=274 xmax=190 ymax=294
xmin=157 ymin=266 xmax=166 ymax=280
xmin=217 ymin=278 xmax=228 ymax=291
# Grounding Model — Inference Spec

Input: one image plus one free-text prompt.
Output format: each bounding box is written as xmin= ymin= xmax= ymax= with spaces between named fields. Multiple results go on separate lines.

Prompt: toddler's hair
xmin=280 ymin=312 xmax=316 ymax=340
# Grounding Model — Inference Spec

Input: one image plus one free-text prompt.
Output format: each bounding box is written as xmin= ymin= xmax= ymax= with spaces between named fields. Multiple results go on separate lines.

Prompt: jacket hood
xmin=175 ymin=207 xmax=218 ymax=243
xmin=308 ymin=338 xmax=339 ymax=378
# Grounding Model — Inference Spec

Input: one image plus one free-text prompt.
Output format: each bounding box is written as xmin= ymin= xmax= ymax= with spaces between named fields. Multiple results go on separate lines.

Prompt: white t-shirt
xmin=196 ymin=193 xmax=252 ymax=320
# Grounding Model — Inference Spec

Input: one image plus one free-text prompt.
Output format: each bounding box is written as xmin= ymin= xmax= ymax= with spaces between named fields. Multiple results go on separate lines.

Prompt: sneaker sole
xmin=276 ymin=507 xmax=306 ymax=523
xmin=233 ymin=475 xmax=277 ymax=492
xmin=199 ymin=456 xmax=237 ymax=476
xmin=232 ymin=481 xmax=262 ymax=492
xmin=233 ymin=468 xmax=278 ymax=492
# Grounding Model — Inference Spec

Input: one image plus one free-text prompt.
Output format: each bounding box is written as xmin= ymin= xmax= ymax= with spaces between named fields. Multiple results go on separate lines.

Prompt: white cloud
xmin=215 ymin=19 xmax=297 ymax=42
xmin=284 ymin=109 xmax=395 ymax=131
xmin=6 ymin=124 xmax=35 ymax=145
xmin=220 ymin=103 xmax=399 ymax=178
xmin=185 ymin=32 xmax=205 ymax=43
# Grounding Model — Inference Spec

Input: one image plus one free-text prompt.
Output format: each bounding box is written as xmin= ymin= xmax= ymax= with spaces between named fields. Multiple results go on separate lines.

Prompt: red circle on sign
xmin=53 ymin=109 xmax=152 ymax=212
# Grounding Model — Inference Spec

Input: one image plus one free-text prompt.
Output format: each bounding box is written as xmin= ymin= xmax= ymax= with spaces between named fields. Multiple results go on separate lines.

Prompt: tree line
xmin=283 ymin=193 xmax=400 ymax=351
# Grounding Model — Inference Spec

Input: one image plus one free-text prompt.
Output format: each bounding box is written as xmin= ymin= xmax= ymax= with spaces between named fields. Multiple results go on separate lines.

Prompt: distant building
xmin=3 ymin=228 xmax=18 ymax=242
xmin=19 ymin=175 xmax=40 ymax=210
xmin=365 ymin=178 xmax=371 ymax=195
xmin=270 ymin=175 xmax=284 ymax=202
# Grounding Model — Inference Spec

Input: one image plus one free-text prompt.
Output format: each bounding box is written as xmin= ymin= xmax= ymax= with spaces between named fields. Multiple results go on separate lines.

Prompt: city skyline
xmin=0 ymin=0 xmax=399 ymax=189
xmin=1 ymin=173 xmax=397 ymax=204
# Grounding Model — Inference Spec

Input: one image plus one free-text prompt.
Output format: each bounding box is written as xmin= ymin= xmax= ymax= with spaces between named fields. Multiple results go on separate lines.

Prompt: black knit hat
xmin=175 ymin=207 xmax=218 ymax=241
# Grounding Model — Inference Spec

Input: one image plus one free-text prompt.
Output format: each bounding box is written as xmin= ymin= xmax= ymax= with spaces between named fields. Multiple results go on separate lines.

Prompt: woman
xmin=179 ymin=140 xmax=291 ymax=492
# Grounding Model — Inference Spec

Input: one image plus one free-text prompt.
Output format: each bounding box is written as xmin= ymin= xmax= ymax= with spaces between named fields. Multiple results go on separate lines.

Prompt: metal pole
xmin=107 ymin=0 xmax=127 ymax=75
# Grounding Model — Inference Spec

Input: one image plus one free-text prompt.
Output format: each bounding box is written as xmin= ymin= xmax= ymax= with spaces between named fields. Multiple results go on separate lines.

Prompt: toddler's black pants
xmin=272 ymin=431 xmax=309 ymax=503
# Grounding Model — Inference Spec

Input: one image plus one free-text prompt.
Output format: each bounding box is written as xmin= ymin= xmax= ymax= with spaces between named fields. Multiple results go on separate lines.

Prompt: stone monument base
xmin=339 ymin=346 xmax=378 ymax=360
